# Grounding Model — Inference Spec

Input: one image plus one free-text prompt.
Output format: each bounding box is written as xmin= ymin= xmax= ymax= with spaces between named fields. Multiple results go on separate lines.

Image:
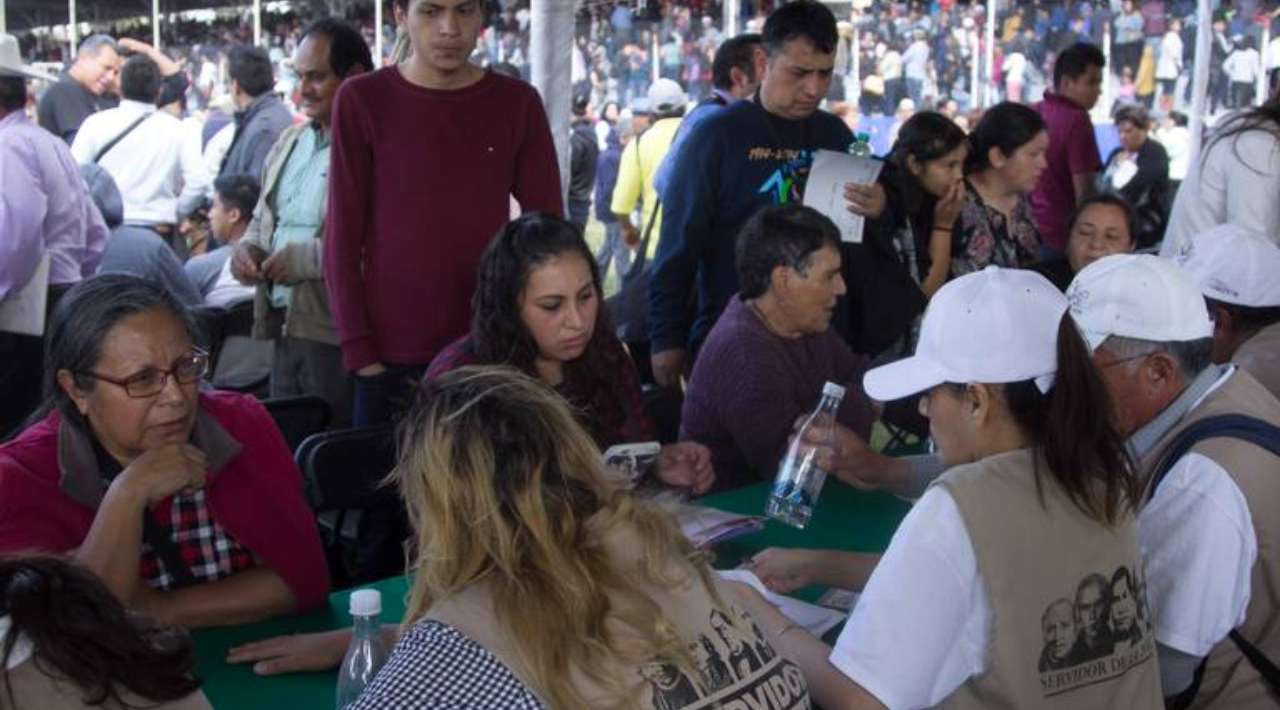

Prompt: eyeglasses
xmin=78 ymin=350 xmax=209 ymax=398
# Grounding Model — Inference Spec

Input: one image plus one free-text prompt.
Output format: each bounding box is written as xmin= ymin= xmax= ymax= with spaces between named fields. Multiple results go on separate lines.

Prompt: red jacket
xmin=0 ymin=390 xmax=330 ymax=612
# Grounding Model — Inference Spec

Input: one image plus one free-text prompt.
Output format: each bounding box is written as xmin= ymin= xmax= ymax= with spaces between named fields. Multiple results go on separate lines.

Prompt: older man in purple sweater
xmin=681 ymin=204 xmax=875 ymax=491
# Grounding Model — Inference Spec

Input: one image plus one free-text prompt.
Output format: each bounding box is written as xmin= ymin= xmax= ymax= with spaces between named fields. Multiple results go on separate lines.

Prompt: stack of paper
xmin=676 ymin=505 xmax=767 ymax=549
xmin=802 ymin=149 xmax=885 ymax=244
xmin=716 ymin=569 xmax=848 ymax=637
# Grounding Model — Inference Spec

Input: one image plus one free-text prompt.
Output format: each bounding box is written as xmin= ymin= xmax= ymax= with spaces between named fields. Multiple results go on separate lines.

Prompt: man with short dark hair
xmin=1071 ymin=253 xmax=1280 ymax=707
xmin=568 ymin=94 xmax=598 ymax=231
xmin=648 ymin=1 xmax=883 ymax=387
xmin=1031 ymin=41 xmax=1105 ymax=257
xmin=653 ymin=33 xmax=765 ymax=196
xmin=681 ymin=203 xmax=874 ymax=491
xmin=186 ymin=174 xmax=261 ymax=307
xmin=232 ymin=18 xmax=373 ymax=429
xmin=0 ymin=34 xmax=107 ymax=436
xmin=71 ymin=54 xmax=206 ymax=237
xmin=36 ymin=34 xmax=119 ymax=144
xmin=219 ymin=46 xmax=292 ymax=181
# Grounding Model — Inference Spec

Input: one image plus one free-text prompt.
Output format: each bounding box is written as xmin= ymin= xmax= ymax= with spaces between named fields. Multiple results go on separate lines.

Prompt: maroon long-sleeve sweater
xmin=324 ymin=67 xmax=563 ymax=372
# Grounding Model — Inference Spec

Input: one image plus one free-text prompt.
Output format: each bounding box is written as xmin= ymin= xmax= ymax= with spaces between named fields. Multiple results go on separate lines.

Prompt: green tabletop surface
xmin=194 ymin=480 xmax=911 ymax=708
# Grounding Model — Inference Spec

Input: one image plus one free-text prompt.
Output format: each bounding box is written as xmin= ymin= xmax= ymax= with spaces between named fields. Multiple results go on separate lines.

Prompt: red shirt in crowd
xmin=1030 ymin=91 xmax=1102 ymax=252
xmin=324 ymin=67 xmax=563 ymax=373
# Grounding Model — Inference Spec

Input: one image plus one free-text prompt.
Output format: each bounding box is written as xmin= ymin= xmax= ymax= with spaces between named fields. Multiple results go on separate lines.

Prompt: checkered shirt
xmin=347 ymin=621 xmax=545 ymax=709
xmin=140 ymin=489 xmax=255 ymax=590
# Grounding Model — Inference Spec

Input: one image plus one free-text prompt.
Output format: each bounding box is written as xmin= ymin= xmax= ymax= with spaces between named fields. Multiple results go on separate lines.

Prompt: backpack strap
xmin=93 ymin=111 xmax=152 ymax=164
xmin=1149 ymin=413 xmax=1280 ymax=706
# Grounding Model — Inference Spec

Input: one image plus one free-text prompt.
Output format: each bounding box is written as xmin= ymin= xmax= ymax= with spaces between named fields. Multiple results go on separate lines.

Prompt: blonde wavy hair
xmin=393 ymin=366 xmax=730 ymax=709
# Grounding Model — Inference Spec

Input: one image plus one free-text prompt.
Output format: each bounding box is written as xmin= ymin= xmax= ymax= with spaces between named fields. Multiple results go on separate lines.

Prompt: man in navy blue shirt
xmin=647 ymin=0 xmax=884 ymax=387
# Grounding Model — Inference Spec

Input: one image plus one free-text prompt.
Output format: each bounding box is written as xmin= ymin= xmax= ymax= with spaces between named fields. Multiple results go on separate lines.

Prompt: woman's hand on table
xmin=744 ymin=548 xmax=821 ymax=594
xmin=226 ymin=629 xmax=351 ymax=675
xmin=655 ymin=441 xmax=715 ymax=495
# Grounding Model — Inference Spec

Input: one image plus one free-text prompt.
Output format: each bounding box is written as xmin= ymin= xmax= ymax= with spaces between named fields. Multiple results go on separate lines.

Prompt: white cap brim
xmin=863 ymin=354 xmax=949 ymax=402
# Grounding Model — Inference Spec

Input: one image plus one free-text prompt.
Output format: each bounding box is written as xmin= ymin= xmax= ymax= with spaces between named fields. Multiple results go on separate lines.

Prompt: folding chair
xmin=263 ymin=395 xmax=332 ymax=454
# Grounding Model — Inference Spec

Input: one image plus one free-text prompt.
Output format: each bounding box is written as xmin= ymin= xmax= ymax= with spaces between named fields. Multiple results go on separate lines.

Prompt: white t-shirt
xmin=1157 ymin=32 xmax=1183 ymax=80
xmin=204 ymin=254 xmax=255 ymax=308
xmin=1161 ymin=121 xmax=1280 ymax=257
xmin=830 ymin=486 xmax=988 ymax=709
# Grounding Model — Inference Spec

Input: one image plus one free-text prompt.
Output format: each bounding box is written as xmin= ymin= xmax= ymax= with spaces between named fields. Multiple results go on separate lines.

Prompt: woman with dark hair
xmin=740 ymin=268 xmax=1162 ymax=709
xmin=425 ymin=213 xmax=713 ymax=492
xmin=0 ymin=275 xmax=329 ymax=629
xmin=1162 ymin=88 xmax=1280 ymax=257
xmin=1034 ymin=194 xmax=1138 ymax=291
xmin=951 ymin=102 xmax=1048 ymax=276
xmin=836 ymin=111 xmax=967 ymax=359
xmin=0 ymin=556 xmax=210 ymax=708
xmin=1100 ymin=104 xmax=1169 ymax=248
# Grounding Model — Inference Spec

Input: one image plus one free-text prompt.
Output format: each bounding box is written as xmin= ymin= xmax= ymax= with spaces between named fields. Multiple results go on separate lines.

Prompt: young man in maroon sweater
xmin=323 ymin=0 xmax=561 ymax=580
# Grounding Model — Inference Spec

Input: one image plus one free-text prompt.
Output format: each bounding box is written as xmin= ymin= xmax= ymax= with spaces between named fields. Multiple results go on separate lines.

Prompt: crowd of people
xmin=3 ymin=0 xmax=1280 ymax=707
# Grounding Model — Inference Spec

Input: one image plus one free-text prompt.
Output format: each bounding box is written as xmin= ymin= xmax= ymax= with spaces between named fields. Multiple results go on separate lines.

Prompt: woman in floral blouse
xmin=951 ymin=102 xmax=1048 ymax=276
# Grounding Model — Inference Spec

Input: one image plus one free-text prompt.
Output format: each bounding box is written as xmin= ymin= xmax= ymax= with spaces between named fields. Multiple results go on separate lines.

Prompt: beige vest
xmin=1139 ymin=370 xmax=1280 ymax=710
xmin=426 ymin=519 xmax=811 ymax=710
xmin=1233 ymin=322 xmax=1280 ymax=403
xmin=937 ymin=448 xmax=1163 ymax=709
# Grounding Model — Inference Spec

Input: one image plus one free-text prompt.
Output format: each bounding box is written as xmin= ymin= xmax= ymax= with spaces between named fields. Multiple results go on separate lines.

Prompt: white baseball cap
xmin=647 ymin=78 xmax=687 ymax=113
xmin=1067 ymin=253 xmax=1213 ymax=354
xmin=863 ymin=267 xmax=1068 ymax=401
xmin=1172 ymin=224 xmax=1280 ymax=308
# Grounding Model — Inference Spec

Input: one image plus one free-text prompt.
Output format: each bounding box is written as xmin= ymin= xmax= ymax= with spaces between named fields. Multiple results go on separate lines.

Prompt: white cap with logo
xmin=1172 ymin=224 xmax=1280 ymax=308
xmin=1067 ymin=253 xmax=1214 ymax=354
xmin=863 ymin=267 xmax=1068 ymax=401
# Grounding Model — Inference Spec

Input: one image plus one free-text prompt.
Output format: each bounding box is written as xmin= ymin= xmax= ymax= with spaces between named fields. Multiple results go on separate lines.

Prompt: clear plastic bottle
xmin=335 ymin=589 xmax=390 ymax=709
xmin=849 ymin=132 xmax=873 ymax=158
xmin=766 ymin=382 xmax=846 ymax=529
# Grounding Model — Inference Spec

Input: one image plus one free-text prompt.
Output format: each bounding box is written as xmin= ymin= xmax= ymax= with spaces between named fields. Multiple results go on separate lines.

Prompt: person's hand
xmin=650 ymin=349 xmax=687 ymax=389
xmin=791 ymin=419 xmax=900 ymax=491
xmin=621 ymin=223 xmax=641 ymax=248
xmin=260 ymin=249 xmax=295 ymax=285
xmin=116 ymin=37 xmax=155 ymax=56
xmin=231 ymin=243 xmax=266 ymax=284
xmin=745 ymin=548 xmax=820 ymax=594
xmin=655 ymin=441 xmax=714 ymax=495
xmin=226 ymin=630 xmax=352 ymax=676
xmin=934 ymin=180 xmax=965 ymax=227
xmin=117 ymin=444 xmax=208 ymax=506
xmin=844 ymin=181 xmax=886 ymax=219
xmin=356 ymin=363 xmax=387 ymax=377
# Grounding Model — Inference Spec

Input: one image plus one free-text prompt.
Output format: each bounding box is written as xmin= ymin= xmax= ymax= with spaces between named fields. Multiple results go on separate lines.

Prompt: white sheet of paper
xmin=802 ymin=150 xmax=884 ymax=244
xmin=0 ymin=253 xmax=50 ymax=337
xmin=717 ymin=568 xmax=848 ymax=637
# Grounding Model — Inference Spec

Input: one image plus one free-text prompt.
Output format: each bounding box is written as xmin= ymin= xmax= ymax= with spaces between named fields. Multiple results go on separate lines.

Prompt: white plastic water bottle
xmin=766 ymin=382 xmax=846 ymax=529
xmin=335 ymin=589 xmax=390 ymax=709
xmin=849 ymin=132 xmax=873 ymax=158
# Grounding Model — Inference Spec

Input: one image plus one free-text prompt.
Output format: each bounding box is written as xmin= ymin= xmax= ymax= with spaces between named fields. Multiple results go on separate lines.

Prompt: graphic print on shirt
xmin=1038 ymin=564 xmax=1155 ymax=697
xmin=635 ymin=606 xmax=811 ymax=709
xmin=753 ymin=148 xmax=815 ymax=205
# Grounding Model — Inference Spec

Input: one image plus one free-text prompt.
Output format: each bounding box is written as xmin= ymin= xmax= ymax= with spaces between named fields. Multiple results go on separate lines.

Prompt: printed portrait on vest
xmin=639 ymin=661 xmax=702 ymax=710
xmin=711 ymin=608 xmax=764 ymax=678
xmin=1039 ymin=598 xmax=1077 ymax=671
xmin=1072 ymin=573 xmax=1116 ymax=662
xmin=1108 ymin=566 xmax=1144 ymax=650
xmin=689 ymin=636 xmax=735 ymax=693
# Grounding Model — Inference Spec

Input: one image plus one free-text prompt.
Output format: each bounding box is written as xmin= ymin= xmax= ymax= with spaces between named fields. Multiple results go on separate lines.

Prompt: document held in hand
xmin=0 ymin=253 xmax=50 ymax=337
xmin=802 ymin=149 xmax=884 ymax=244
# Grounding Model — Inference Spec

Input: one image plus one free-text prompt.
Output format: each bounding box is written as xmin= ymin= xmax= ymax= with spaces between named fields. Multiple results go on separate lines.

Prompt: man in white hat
xmin=0 ymin=33 xmax=108 ymax=436
xmin=1174 ymin=224 xmax=1280 ymax=400
xmin=1069 ymin=253 xmax=1280 ymax=708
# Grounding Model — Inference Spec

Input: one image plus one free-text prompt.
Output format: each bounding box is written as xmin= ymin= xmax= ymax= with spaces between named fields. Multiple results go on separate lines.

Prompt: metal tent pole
xmin=1188 ymin=0 xmax=1212 ymax=165
xmin=530 ymin=0 xmax=576 ymax=207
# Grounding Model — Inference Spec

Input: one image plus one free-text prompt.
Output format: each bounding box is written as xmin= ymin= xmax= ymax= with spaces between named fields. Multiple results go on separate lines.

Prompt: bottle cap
xmin=855 ymin=132 xmax=870 ymax=142
xmin=349 ymin=589 xmax=382 ymax=617
xmin=822 ymin=382 xmax=847 ymax=400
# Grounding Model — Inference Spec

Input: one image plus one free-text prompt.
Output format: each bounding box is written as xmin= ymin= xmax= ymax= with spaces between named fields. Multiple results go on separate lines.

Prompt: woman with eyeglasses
xmin=0 ymin=275 xmax=329 ymax=628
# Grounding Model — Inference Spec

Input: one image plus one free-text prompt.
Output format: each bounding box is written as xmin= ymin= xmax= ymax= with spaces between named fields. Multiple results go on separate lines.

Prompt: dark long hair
xmin=470 ymin=214 xmax=632 ymax=445
xmin=0 ymin=556 xmax=201 ymax=707
xmin=1202 ymin=92 xmax=1280 ymax=175
xmin=965 ymin=101 xmax=1046 ymax=174
xmin=1004 ymin=316 xmax=1142 ymax=525
xmin=884 ymin=111 xmax=967 ymax=273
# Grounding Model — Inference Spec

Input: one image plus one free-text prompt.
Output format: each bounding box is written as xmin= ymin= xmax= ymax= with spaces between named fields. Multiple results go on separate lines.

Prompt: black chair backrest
xmin=296 ymin=424 xmax=398 ymax=513
xmin=263 ymin=395 xmax=332 ymax=453
xmin=193 ymin=300 xmax=254 ymax=376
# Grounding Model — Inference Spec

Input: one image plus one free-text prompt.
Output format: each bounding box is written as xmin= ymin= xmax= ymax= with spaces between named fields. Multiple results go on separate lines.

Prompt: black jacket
xmin=569 ymin=120 xmax=599 ymax=205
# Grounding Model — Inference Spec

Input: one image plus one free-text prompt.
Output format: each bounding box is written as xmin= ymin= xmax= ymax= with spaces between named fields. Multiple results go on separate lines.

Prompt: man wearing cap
xmin=1069 ymin=253 xmax=1280 ymax=707
xmin=1175 ymin=225 xmax=1280 ymax=401
xmin=647 ymin=0 xmax=885 ymax=388
xmin=610 ymin=78 xmax=687 ymax=258
xmin=0 ymin=34 xmax=108 ymax=436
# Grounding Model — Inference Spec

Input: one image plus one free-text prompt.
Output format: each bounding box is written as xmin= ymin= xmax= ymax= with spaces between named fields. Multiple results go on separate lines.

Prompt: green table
xmin=194 ymin=480 xmax=911 ymax=708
